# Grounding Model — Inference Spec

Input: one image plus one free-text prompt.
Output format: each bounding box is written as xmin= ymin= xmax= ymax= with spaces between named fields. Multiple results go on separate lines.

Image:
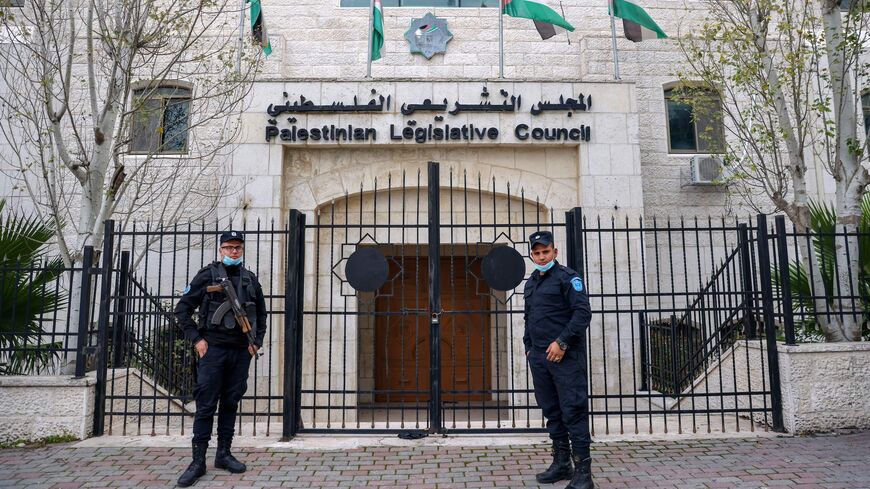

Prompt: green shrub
xmin=0 ymin=200 xmax=66 ymax=374
xmin=774 ymin=195 xmax=870 ymax=341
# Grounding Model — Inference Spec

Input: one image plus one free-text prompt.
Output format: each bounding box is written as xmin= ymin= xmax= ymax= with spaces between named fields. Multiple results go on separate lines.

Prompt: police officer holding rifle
xmin=174 ymin=231 xmax=267 ymax=487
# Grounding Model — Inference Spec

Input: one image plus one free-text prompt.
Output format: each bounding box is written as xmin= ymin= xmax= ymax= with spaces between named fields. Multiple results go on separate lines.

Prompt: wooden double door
xmin=374 ymin=256 xmax=490 ymax=403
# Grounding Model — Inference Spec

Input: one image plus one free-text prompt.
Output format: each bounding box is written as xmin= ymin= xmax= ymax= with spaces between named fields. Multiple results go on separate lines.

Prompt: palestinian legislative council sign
xmin=264 ymin=84 xmax=594 ymax=145
xmin=404 ymin=13 xmax=452 ymax=59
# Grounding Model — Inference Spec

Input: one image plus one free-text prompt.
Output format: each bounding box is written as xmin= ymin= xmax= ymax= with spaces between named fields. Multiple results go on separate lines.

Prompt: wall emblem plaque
xmin=404 ymin=13 xmax=453 ymax=59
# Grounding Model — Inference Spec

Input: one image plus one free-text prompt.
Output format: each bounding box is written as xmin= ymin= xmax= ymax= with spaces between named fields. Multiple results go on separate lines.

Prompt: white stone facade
xmin=222 ymin=0 xmax=831 ymax=221
xmin=229 ymin=79 xmax=646 ymax=426
xmin=1 ymin=0 xmax=857 ymax=437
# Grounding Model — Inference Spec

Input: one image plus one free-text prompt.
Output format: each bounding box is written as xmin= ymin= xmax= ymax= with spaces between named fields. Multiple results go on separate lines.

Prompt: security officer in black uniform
xmin=174 ymin=231 xmax=267 ymax=487
xmin=524 ymin=230 xmax=595 ymax=489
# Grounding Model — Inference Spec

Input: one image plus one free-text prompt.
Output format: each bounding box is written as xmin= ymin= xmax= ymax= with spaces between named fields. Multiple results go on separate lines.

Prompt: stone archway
xmin=295 ymin=164 xmax=559 ymax=429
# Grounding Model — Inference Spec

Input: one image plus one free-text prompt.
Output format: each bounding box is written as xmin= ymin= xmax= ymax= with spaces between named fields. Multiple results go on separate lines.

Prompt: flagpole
xmin=559 ymin=1 xmax=570 ymax=44
xmin=237 ymin=0 xmax=246 ymax=75
xmin=366 ymin=0 xmax=374 ymax=79
xmin=608 ymin=0 xmax=620 ymax=80
xmin=499 ymin=0 xmax=504 ymax=79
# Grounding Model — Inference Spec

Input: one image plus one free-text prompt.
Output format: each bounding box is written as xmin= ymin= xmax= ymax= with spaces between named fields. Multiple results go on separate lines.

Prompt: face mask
xmin=222 ymin=256 xmax=243 ymax=266
xmin=534 ymin=260 xmax=556 ymax=273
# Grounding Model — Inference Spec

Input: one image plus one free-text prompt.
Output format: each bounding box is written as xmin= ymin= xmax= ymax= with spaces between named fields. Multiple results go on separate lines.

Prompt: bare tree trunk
xmin=821 ymin=0 xmax=864 ymax=341
xmin=747 ymin=5 xmax=840 ymax=337
xmin=62 ymin=263 xmax=85 ymax=375
xmin=832 ymin=182 xmax=864 ymax=341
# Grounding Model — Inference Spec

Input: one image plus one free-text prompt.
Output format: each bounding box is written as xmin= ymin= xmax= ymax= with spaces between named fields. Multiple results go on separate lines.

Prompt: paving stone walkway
xmin=0 ymin=431 xmax=867 ymax=488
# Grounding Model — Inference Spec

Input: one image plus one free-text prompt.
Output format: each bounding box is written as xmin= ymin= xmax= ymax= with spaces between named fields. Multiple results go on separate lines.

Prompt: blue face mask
xmin=534 ymin=260 xmax=556 ymax=273
xmin=222 ymin=256 xmax=243 ymax=266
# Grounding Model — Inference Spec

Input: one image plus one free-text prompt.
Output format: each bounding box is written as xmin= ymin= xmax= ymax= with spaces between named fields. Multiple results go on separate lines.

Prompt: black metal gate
xmin=288 ymin=162 xmax=558 ymax=434
xmin=284 ymin=161 xmax=782 ymax=436
xmin=92 ymin=161 xmax=789 ymax=439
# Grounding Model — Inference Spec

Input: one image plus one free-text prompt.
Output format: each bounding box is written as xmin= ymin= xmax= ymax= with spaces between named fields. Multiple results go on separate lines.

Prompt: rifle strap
xmin=216 ymin=262 xmax=229 ymax=280
xmin=215 ymin=261 xmax=250 ymax=303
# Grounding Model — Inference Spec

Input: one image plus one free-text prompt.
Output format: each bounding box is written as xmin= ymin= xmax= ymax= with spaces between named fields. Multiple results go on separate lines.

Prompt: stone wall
xmin=232 ymin=80 xmax=643 ymax=222
xmin=0 ymin=375 xmax=96 ymax=443
xmin=256 ymin=0 xmax=702 ymax=81
xmin=778 ymin=342 xmax=870 ymax=434
xmin=578 ymin=33 xmax=836 ymax=219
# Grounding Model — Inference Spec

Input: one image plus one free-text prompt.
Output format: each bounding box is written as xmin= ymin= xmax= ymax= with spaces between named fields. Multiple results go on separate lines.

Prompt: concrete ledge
xmin=74 ymin=429 xmax=785 ymax=449
xmin=0 ymin=375 xmax=97 ymax=388
xmin=778 ymin=342 xmax=870 ymax=354
xmin=0 ymin=374 xmax=96 ymax=443
xmin=776 ymin=341 xmax=870 ymax=434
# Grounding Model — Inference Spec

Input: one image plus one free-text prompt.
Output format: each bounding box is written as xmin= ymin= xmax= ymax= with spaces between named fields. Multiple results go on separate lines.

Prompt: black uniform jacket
xmin=174 ymin=262 xmax=268 ymax=349
xmin=523 ymin=261 xmax=592 ymax=353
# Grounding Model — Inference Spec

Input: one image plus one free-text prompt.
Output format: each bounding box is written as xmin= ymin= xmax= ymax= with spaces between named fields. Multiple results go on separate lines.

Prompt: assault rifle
xmin=207 ymin=279 xmax=260 ymax=357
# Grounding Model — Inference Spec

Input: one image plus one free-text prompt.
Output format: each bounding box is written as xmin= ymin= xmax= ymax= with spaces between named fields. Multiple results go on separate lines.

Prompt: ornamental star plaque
xmin=404 ymin=12 xmax=453 ymax=60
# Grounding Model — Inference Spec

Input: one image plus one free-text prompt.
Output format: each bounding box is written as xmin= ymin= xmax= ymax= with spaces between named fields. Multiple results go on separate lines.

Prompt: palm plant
xmin=774 ymin=195 xmax=870 ymax=342
xmin=0 ymin=200 xmax=67 ymax=374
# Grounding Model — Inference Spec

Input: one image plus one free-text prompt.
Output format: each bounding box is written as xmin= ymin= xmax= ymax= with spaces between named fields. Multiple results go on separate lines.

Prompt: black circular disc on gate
xmin=482 ymin=246 xmax=525 ymax=291
xmin=345 ymin=248 xmax=389 ymax=292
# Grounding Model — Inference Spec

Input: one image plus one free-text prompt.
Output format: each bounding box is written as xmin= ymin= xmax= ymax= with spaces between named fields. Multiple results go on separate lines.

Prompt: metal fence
xmin=5 ymin=162 xmax=867 ymax=440
xmin=571 ymin=215 xmax=772 ymax=435
xmin=0 ymin=248 xmax=102 ymax=378
xmin=100 ymin=220 xmax=290 ymax=437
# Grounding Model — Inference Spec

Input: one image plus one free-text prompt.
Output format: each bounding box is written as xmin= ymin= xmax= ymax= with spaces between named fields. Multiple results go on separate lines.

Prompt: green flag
xmin=371 ymin=0 xmax=384 ymax=61
xmin=250 ymin=0 xmax=272 ymax=56
xmin=502 ymin=0 xmax=575 ymax=39
xmin=611 ymin=0 xmax=667 ymax=42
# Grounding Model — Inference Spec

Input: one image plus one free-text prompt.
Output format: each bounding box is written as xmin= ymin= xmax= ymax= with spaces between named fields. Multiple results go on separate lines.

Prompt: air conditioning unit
xmin=689 ymin=155 xmax=725 ymax=185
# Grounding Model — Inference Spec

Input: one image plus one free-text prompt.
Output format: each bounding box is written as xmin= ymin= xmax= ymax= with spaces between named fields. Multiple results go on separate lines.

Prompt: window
xmin=664 ymin=87 xmax=725 ymax=154
xmin=862 ymin=92 xmax=870 ymax=137
xmin=129 ymin=85 xmax=191 ymax=154
xmin=341 ymin=0 xmax=498 ymax=7
xmin=0 ymin=0 xmax=25 ymax=6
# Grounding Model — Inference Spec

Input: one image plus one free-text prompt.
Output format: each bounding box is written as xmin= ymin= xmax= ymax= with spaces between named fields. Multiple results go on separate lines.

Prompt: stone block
xmin=233 ymin=144 xmax=272 ymax=176
xmin=241 ymin=176 xmax=277 ymax=209
xmin=610 ymin=144 xmax=640 ymax=175
xmin=545 ymin=148 xmax=579 ymax=179
xmin=592 ymin=176 xmax=632 ymax=209
xmin=285 ymin=182 xmax=317 ymax=212
xmin=777 ymin=342 xmax=870 ymax=434
xmin=586 ymin=144 xmax=612 ymax=175
xmin=594 ymin=113 xmax=628 ymax=144
xmin=249 ymin=82 xmax=285 ymax=113
xmin=0 ymin=375 xmax=96 ymax=443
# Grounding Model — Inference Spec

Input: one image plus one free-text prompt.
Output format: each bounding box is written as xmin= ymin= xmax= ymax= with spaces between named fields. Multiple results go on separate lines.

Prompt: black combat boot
xmin=177 ymin=441 xmax=207 ymax=487
xmin=536 ymin=439 xmax=574 ymax=483
xmin=214 ymin=437 xmax=247 ymax=473
xmin=566 ymin=453 xmax=595 ymax=489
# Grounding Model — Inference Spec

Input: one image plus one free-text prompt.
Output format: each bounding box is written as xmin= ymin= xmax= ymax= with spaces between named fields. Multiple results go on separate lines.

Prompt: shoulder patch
xmin=570 ymin=277 xmax=584 ymax=292
xmin=182 ymin=284 xmax=191 ymax=295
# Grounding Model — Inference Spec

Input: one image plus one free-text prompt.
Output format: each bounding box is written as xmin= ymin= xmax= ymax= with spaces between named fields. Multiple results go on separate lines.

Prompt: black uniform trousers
xmin=528 ymin=347 xmax=592 ymax=456
xmin=192 ymin=345 xmax=252 ymax=444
